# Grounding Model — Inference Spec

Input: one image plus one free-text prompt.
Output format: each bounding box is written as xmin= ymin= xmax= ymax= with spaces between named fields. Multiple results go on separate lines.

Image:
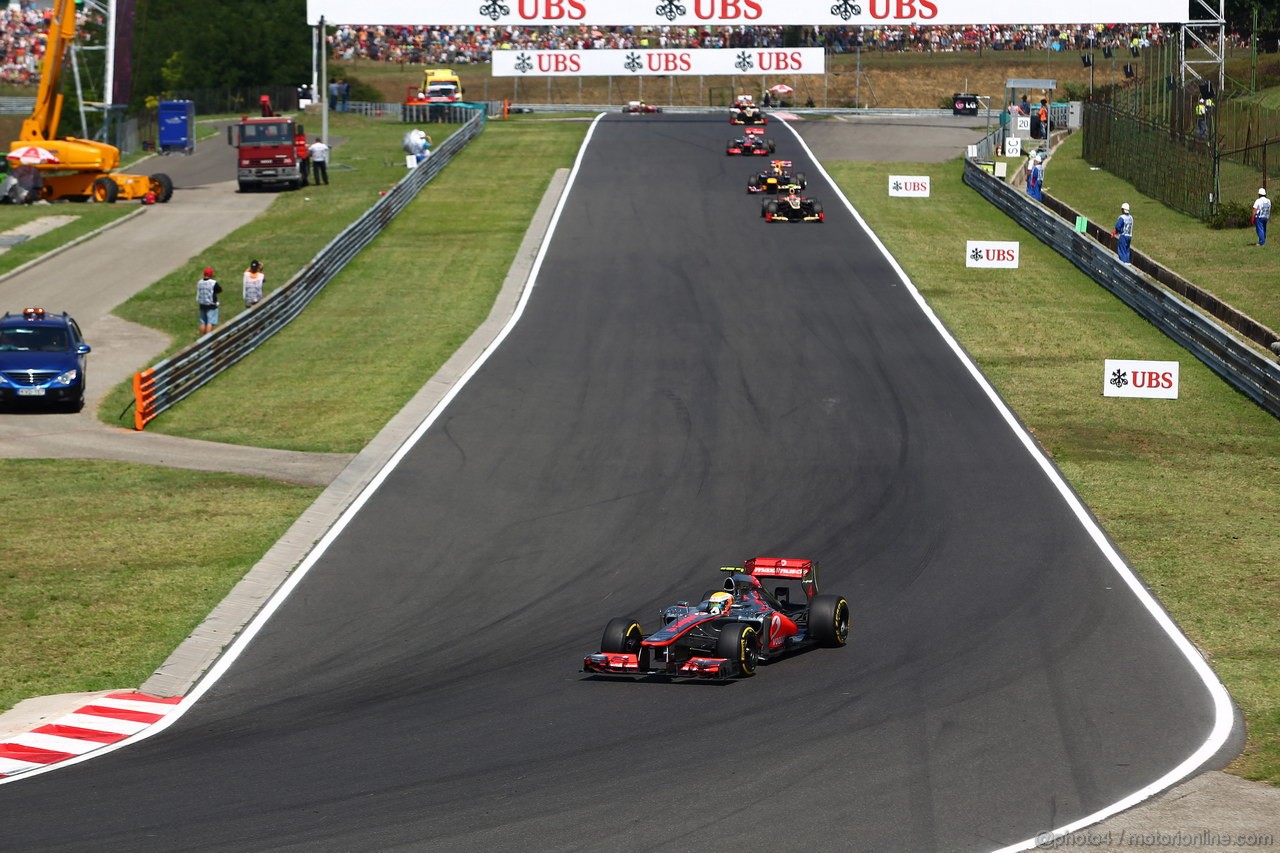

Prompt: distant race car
xmin=622 ymin=100 xmax=662 ymax=114
xmin=583 ymin=557 xmax=850 ymax=680
xmin=762 ymin=190 xmax=825 ymax=222
xmin=730 ymin=95 xmax=767 ymax=126
xmin=726 ymin=126 xmax=775 ymax=156
xmin=747 ymin=159 xmax=807 ymax=194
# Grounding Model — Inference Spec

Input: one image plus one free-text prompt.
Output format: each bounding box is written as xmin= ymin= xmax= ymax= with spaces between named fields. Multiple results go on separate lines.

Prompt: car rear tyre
xmin=601 ymin=617 xmax=643 ymax=654
xmin=716 ymin=623 xmax=760 ymax=677
xmin=148 ymin=173 xmax=174 ymax=203
xmin=91 ymin=177 xmax=119 ymax=203
xmin=810 ymin=594 xmax=850 ymax=647
xmin=766 ymin=139 xmax=776 ymax=153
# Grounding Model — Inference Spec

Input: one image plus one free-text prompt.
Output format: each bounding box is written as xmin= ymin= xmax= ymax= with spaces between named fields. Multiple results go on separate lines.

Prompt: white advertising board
xmin=492 ymin=47 xmax=824 ymax=77
xmin=888 ymin=175 xmax=930 ymax=197
xmin=966 ymin=240 xmax=1020 ymax=268
xmin=1103 ymin=359 xmax=1180 ymax=399
xmin=307 ymin=0 xmax=1190 ymax=27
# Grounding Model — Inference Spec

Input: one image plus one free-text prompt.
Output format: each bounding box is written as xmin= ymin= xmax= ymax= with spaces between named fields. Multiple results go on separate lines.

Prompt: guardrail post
xmin=133 ymin=368 xmax=155 ymax=431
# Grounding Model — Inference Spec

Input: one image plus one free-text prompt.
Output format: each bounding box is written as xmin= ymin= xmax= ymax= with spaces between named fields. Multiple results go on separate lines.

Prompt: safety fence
xmin=1082 ymin=101 xmax=1217 ymax=220
xmin=0 ymin=96 xmax=34 ymax=115
xmin=963 ymin=157 xmax=1280 ymax=419
xmin=131 ymin=108 xmax=486 ymax=430
xmin=342 ymin=100 xmax=506 ymax=122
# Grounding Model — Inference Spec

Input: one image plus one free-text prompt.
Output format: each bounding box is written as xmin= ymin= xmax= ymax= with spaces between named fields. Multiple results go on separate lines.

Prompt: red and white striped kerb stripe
xmin=0 ymin=692 xmax=181 ymax=779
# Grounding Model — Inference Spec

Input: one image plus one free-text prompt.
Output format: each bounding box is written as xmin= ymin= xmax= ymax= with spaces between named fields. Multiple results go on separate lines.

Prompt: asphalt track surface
xmin=0 ymin=114 xmax=1230 ymax=852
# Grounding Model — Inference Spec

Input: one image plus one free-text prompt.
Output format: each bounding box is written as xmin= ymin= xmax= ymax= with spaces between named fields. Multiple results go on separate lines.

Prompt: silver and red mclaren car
xmin=583 ymin=557 xmax=849 ymax=680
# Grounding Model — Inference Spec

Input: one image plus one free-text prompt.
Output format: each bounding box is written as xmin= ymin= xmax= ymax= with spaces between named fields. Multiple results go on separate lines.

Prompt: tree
xmin=132 ymin=0 xmax=310 ymax=108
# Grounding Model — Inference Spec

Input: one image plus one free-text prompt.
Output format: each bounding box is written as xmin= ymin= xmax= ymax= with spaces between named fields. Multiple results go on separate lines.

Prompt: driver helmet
xmin=708 ymin=591 xmax=734 ymax=614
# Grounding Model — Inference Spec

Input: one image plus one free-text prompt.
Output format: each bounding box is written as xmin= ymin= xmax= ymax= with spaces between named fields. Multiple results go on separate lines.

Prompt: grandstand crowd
xmin=0 ymin=2 xmax=50 ymax=84
xmin=326 ymin=22 xmax=1252 ymax=65
xmin=0 ymin=7 xmax=1257 ymax=88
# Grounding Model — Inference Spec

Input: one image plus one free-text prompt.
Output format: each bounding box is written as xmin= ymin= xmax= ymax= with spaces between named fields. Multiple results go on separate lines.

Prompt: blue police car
xmin=0 ymin=307 xmax=91 ymax=412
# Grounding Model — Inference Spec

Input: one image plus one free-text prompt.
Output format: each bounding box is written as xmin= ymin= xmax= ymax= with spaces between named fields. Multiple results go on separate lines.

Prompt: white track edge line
xmin=0 ymin=112 xmax=608 ymax=785
xmin=773 ymin=118 xmax=1233 ymax=850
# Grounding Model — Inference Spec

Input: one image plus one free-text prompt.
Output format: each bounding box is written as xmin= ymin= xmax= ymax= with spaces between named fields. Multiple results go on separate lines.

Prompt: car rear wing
xmin=744 ymin=126 xmax=765 ymax=136
xmin=722 ymin=557 xmax=819 ymax=599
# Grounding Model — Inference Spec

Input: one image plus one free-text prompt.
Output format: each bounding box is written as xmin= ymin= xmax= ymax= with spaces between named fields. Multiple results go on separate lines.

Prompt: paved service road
xmin=0 ymin=126 xmax=352 ymax=485
xmin=0 ymin=115 xmax=1233 ymax=851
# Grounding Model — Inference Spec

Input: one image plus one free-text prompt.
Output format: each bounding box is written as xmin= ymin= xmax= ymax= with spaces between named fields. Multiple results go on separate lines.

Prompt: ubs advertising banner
xmin=888 ymin=176 xmax=930 ymax=197
xmin=1103 ymin=359 xmax=1180 ymax=399
xmin=965 ymin=241 xmax=1019 ymax=268
xmin=493 ymin=47 xmax=824 ymax=76
xmin=307 ymin=0 xmax=1189 ymax=26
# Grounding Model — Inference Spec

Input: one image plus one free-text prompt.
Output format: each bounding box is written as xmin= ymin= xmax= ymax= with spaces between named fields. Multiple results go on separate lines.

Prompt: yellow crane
xmin=9 ymin=0 xmax=172 ymax=203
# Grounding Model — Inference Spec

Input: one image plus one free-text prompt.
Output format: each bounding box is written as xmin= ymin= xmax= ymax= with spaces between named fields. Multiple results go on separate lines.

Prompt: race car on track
xmin=622 ymin=100 xmax=662 ymax=114
xmin=747 ymin=159 xmax=807 ymax=194
xmin=582 ymin=557 xmax=849 ymax=680
xmin=762 ymin=189 xmax=825 ymax=222
xmin=726 ymin=126 xmax=775 ymax=156
xmin=730 ymin=95 xmax=767 ymax=126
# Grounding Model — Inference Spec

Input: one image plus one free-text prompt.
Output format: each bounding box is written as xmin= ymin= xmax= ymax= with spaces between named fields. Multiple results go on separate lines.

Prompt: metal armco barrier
xmin=132 ymin=109 xmax=486 ymax=430
xmin=963 ymin=158 xmax=1280 ymax=419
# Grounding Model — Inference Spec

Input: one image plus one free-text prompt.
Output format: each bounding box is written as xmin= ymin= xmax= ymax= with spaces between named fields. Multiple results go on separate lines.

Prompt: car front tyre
xmin=600 ymin=617 xmax=643 ymax=654
xmin=716 ymin=623 xmax=760 ymax=677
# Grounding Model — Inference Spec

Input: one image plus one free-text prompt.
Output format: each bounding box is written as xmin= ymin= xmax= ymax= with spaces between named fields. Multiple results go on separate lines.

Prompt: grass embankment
xmin=104 ymin=115 xmax=584 ymax=451
xmin=826 ymin=147 xmax=1278 ymax=783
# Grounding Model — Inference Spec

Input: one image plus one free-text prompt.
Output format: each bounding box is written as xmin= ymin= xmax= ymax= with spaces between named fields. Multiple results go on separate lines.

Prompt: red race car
xmin=583 ymin=557 xmax=849 ymax=680
xmin=726 ymin=126 xmax=776 ymax=156
xmin=622 ymin=100 xmax=662 ymax=114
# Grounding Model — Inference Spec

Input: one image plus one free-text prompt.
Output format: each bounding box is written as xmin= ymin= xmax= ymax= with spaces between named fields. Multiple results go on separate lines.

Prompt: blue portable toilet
xmin=157 ymin=100 xmax=195 ymax=155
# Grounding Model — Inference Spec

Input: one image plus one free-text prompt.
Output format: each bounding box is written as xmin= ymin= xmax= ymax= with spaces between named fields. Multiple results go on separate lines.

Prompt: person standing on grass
xmin=1112 ymin=202 xmax=1134 ymax=264
xmin=1252 ymin=188 xmax=1270 ymax=247
xmin=243 ymin=259 xmax=265 ymax=309
xmin=1026 ymin=155 xmax=1044 ymax=201
xmin=196 ymin=266 xmax=222 ymax=337
xmin=309 ymin=138 xmax=330 ymax=185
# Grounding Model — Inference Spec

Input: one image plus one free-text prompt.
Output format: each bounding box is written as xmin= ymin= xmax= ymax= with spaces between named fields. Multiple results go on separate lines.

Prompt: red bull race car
xmin=582 ymin=557 xmax=850 ymax=680
xmin=747 ymin=159 xmax=807 ymax=194
xmin=762 ymin=190 xmax=825 ymax=223
xmin=730 ymin=95 xmax=768 ymax=125
xmin=726 ymin=127 xmax=775 ymax=156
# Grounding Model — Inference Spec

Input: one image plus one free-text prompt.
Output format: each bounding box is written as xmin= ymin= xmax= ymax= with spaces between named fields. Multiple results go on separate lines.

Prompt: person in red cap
xmin=196 ymin=265 xmax=222 ymax=336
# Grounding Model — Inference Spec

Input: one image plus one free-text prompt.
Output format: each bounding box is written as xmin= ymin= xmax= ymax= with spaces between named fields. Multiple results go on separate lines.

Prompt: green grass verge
xmin=0 ymin=460 xmax=320 ymax=712
xmin=1040 ymin=131 xmax=1280 ymax=333
xmin=826 ymin=156 xmax=1279 ymax=783
xmin=100 ymin=112 xmax=465 ymax=431
xmin=108 ymin=118 xmax=587 ymax=452
xmin=0 ymin=206 xmax=138 ymax=277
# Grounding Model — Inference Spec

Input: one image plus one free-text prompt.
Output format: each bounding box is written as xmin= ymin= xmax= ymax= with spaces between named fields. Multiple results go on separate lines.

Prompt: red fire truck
xmin=227 ymin=96 xmax=306 ymax=192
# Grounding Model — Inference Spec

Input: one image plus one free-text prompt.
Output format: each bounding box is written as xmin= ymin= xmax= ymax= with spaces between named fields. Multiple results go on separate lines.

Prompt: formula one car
xmin=622 ymin=100 xmax=662 ymax=114
xmin=730 ymin=95 xmax=767 ymax=126
xmin=747 ymin=159 xmax=807 ymax=194
xmin=762 ymin=190 xmax=825 ymax=222
xmin=583 ymin=557 xmax=849 ymax=680
xmin=726 ymin=126 xmax=775 ymax=156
